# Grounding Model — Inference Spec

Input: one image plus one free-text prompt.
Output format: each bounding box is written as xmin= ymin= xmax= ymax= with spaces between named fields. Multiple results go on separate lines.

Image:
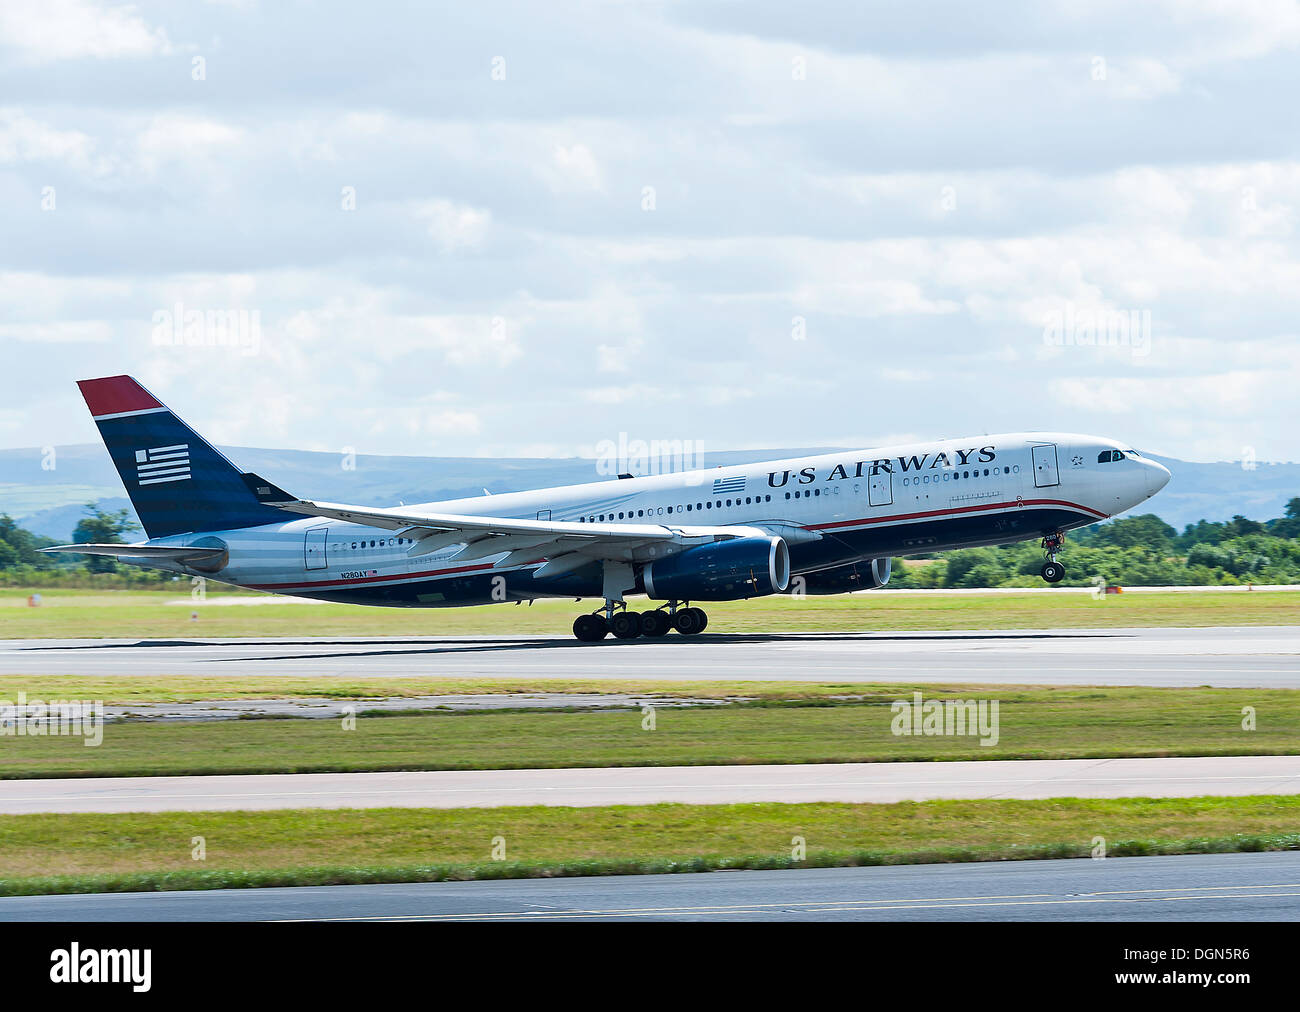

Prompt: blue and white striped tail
xmin=77 ymin=375 xmax=287 ymax=539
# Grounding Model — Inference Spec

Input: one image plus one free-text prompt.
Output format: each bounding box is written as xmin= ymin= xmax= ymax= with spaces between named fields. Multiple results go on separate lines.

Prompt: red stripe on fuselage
xmin=807 ymin=497 xmax=1106 ymax=533
xmin=244 ymin=498 xmax=1102 ymax=593
xmin=250 ymin=561 xmax=497 ymax=592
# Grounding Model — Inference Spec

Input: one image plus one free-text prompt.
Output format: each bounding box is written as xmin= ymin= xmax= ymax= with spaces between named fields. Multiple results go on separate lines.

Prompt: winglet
xmin=241 ymin=473 xmax=297 ymax=505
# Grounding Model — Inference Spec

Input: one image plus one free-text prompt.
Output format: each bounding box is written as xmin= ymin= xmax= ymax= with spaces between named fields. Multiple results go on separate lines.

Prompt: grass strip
xmin=1 ymin=588 xmax=1296 ymax=638
xmin=0 ymin=686 xmax=1293 ymax=779
xmin=1 ymin=796 xmax=1298 ymax=896
xmin=0 ymin=681 xmax=1294 ymax=775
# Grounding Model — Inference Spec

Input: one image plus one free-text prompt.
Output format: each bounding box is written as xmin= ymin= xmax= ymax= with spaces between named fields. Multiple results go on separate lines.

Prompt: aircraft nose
xmin=1145 ymin=459 xmax=1171 ymax=497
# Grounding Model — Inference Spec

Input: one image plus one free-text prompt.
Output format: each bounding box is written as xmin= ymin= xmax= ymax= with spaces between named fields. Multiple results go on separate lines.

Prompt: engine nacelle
xmin=644 ymin=536 xmax=790 ymax=601
xmin=791 ymin=557 xmax=891 ymax=595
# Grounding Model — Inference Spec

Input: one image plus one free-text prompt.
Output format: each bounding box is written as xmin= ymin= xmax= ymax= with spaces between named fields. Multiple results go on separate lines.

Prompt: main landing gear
xmin=572 ymin=601 xmax=708 ymax=642
xmin=1040 ymin=531 xmax=1066 ymax=584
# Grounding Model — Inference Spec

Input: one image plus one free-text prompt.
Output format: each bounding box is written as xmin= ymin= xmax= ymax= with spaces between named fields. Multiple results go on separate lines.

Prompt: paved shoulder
xmin=3 ymin=755 xmax=1299 ymax=814
xmin=1 ymin=852 xmax=1296 ymax=922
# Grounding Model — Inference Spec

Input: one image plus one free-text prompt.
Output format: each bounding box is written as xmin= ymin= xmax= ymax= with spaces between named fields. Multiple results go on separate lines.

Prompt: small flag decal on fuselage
xmin=712 ymin=475 xmax=746 ymax=495
xmin=135 ymin=444 xmax=191 ymax=485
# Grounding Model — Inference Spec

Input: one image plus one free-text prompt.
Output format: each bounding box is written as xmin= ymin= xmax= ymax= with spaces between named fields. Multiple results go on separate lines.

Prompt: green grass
xmin=0 ymin=587 xmax=1296 ymax=639
xmin=0 ymin=686 xmax=1292 ymax=779
xmin=2 ymin=796 xmax=1297 ymax=896
xmin=0 ymin=674 xmax=1013 ymax=705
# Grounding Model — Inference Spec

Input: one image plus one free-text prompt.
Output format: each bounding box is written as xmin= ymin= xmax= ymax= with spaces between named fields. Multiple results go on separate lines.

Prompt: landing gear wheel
xmin=1039 ymin=531 xmax=1066 ymax=585
xmin=573 ymin=614 xmax=609 ymax=642
xmin=640 ymin=611 xmax=672 ymax=637
xmin=610 ymin=611 xmax=642 ymax=639
xmin=1040 ymin=561 xmax=1065 ymax=584
xmin=673 ymin=607 xmax=707 ymax=635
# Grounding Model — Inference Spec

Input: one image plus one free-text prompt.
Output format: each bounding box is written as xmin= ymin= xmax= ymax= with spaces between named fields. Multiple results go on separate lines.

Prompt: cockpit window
xmin=1097 ymin=450 xmax=1125 ymax=463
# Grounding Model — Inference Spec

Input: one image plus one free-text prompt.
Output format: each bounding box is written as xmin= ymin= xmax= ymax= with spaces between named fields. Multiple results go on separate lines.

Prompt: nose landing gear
xmin=1040 ymin=531 xmax=1066 ymax=584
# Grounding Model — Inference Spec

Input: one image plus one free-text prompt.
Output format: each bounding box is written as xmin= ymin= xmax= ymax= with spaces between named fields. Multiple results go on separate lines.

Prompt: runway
xmin=1 ymin=852 xmax=1296 ymax=921
xmin=2 ymin=625 xmax=1298 ymax=686
xmin=4 ymin=755 xmax=1298 ymax=813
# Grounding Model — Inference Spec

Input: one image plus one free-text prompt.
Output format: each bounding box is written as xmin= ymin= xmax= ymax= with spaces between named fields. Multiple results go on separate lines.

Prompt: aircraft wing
xmin=241 ymin=472 xmax=753 ymax=575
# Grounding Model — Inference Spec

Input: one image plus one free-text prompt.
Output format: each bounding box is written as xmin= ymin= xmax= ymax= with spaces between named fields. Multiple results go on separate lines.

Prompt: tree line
xmin=889 ymin=498 xmax=1300 ymax=588
xmin=2 ymin=499 xmax=1299 ymax=590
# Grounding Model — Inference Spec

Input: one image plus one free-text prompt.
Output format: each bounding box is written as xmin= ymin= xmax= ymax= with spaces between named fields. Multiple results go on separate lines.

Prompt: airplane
xmin=44 ymin=375 xmax=1171 ymax=641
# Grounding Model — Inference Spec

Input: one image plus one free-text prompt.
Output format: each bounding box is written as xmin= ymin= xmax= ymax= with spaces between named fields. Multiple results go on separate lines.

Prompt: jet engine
xmin=791 ymin=557 xmax=891 ymax=594
xmin=643 ymin=536 xmax=790 ymax=601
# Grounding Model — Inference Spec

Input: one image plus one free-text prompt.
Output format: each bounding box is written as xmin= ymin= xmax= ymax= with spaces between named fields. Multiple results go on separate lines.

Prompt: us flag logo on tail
xmin=712 ymin=475 xmax=747 ymax=495
xmin=135 ymin=444 xmax=191 ymax=485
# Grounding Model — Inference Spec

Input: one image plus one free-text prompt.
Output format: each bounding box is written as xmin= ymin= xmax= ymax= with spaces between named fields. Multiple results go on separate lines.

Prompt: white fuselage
xmin=131 ymin=431 xmax=1170 ymax=605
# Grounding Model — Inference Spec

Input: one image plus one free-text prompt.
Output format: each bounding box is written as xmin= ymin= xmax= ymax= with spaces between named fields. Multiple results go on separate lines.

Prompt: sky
xmin=1 ymin=0 xmax=1298 ymax=465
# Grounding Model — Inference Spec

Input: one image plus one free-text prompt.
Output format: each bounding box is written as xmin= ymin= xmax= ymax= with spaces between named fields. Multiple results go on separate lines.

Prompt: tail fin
xmin=77 ymin=375 xmax=288 ymax=539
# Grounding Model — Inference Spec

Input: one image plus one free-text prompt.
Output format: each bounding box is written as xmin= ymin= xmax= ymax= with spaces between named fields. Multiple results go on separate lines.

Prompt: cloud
xmin=412 ymin=199 xmax=492 ymax=251
xmin=0 ymin=1 xmax=1297 ymax=465
xmin=0 ymin=0 xmax=171 ymax=63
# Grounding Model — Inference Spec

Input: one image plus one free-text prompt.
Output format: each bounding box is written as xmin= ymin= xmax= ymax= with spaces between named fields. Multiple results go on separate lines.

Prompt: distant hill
xmin=0 ymin=443 xmax=834 ymax=541
xmin=0 ymin=444 xmax=1294 ymax=541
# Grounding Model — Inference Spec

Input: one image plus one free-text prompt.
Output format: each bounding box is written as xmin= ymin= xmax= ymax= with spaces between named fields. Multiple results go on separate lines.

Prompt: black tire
xmin=610 ymin=611 xmax=642 ymax=639
xmin=673 ymin=608 xmax=705 ymax=635
xmin=640 ymin=610 xmax=672 ymax=637
xmin=573 ymin=614 xmax=609 ymax=642
xmin=693 ymin=607 xmax=708 ymax=632
xmin=1040 ymin=561 xmax=1065 ymax=584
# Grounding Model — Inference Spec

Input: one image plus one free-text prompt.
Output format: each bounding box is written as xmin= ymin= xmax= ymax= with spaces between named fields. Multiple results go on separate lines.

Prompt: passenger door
xmin=1031 ymin=443 xmax=1060 ymax=488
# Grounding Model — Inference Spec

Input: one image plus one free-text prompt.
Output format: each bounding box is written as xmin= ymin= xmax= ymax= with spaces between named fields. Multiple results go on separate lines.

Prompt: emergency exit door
xmin=868 ymin=470 xmax=893 ymax=507
xmin=1031 ymin=444 xmax=1060 ymax=488
xmin=304 ymin=526 xmax=329 ymax=570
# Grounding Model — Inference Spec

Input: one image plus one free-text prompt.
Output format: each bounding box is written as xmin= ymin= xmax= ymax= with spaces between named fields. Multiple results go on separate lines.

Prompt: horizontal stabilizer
xmin=40 ymin=543 xmax=227 ymax=560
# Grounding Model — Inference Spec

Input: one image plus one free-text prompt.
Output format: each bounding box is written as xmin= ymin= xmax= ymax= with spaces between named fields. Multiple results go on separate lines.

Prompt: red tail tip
xmin=77 ymin=376 xmax=163 ymax=418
